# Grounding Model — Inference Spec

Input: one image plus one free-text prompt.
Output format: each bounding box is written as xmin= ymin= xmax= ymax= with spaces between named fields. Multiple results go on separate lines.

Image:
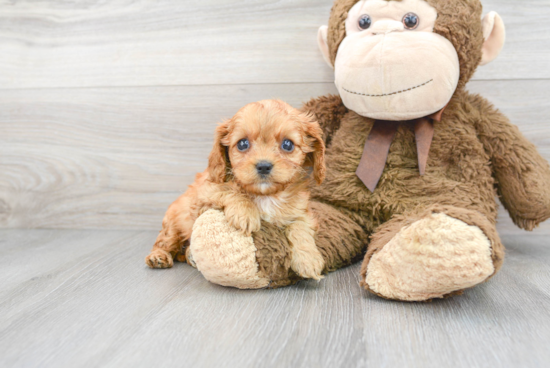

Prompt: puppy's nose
xmin=256 ymin=161 xmax=273 ymax=175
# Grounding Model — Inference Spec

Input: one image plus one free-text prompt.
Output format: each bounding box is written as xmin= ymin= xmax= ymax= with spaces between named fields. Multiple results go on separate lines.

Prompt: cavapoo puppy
xmin=145 ymin=99 xmax=327 ymax=280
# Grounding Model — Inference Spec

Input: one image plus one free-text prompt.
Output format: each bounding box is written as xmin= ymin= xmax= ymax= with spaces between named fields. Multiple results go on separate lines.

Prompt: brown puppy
xmin=145 ymin=100 xmax=327 ymax=280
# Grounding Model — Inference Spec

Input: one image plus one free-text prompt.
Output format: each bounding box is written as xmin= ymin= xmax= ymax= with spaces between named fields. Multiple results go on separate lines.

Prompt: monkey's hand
xmin=471 ymin=94 xmax=550 ymax=230
xmin=497 ymin=164 xmax=550 ymax=231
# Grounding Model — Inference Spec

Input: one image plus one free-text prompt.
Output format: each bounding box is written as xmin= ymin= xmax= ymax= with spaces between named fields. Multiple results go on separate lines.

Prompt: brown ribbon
xmin=356 ymin=108 xmax=445 ymax=192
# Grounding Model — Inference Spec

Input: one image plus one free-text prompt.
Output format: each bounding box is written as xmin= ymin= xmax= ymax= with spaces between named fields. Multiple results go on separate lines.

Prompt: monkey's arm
xmin=470 ymin=94 xmax=550 ymax=230
xmin=301 ymin=95 xmax=348 ymax=146
xmin=252 ymin=200 xmax=369 ymax=288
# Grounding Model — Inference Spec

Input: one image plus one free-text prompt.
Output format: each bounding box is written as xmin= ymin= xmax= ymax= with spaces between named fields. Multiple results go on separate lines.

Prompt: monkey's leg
xmin=360 ymin=204 xmax=504 ymax=301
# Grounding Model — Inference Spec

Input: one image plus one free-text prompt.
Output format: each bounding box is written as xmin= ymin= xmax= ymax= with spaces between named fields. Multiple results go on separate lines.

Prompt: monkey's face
xmin=333 ymin=0 xmax=460 ymax=121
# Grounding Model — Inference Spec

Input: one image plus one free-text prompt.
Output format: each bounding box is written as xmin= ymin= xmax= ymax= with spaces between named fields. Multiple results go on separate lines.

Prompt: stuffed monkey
xmin=177 ymin=0 xmax=550 ymax=300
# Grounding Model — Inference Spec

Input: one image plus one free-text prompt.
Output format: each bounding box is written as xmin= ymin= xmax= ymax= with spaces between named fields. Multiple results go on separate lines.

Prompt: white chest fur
xmin=254 ymin=194 xmax=289 ymax=224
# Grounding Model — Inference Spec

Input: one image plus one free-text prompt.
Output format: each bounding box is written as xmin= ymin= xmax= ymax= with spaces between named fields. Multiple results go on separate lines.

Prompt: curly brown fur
xmin=162 ymin=0 xmax=550 ymax=297
xmin=252 ymin=200 xmax=369 ymax=288
xmin=254 ymin=221 xmax=302 ymax=289
xmin=293 ymin=86 xmax=549 ymax=299
xmin=467 ymin=94 xmax=550 ymax=230
xmin=250 ymin=0 xmax=550 ymax=299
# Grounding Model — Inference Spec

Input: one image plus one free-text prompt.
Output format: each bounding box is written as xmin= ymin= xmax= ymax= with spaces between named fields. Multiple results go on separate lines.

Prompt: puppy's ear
xmin=302 ymin=114 xmax=326 ymax=185
xmin=207 ymin=119 xmax=232 ymax=183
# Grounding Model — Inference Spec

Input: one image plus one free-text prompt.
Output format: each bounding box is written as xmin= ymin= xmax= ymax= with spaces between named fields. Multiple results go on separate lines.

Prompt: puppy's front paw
xmin=291 ymin=247 xmax=325 ymax=281
xmin=145 ymin=249 xmax=174 ymax=269
xmin=224 ymin=206 xmax=261 ymax=236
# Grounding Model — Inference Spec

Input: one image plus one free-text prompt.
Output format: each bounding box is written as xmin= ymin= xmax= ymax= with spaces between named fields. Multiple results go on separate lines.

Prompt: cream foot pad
xmin=190 ymin=209 xmax=270 ymax=289
xmin=366 ymin=213 xmax=495 ymax=301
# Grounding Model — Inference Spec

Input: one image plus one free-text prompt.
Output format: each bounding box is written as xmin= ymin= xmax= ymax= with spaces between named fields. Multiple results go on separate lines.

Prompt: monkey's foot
xmin=362 ymin=213 xmax=495 ymax=301
xmin=191 ymin=209 xmax=270 ymax=289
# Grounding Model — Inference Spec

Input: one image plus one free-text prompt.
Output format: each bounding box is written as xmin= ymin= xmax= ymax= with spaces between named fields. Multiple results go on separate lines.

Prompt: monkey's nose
xmin=256 ymin=161 xmax=273 ymax=176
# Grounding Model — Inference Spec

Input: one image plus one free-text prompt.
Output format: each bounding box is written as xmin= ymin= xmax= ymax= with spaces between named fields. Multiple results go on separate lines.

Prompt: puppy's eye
xmin=237 ymin=138 xmax=250 ymax=152
xmin=281 ymin=139 xmax=294 ymax=152
xmin=402 ymin=13 xmax=419 ymax=30
xmin=358 ymin=14 xmax=372 ymax=30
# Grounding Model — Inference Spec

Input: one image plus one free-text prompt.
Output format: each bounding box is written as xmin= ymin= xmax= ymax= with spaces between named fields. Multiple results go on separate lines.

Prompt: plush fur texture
xmin=365 ymin=213 xmax=494 ymax=301
xmin=362 ymin=206 xmax=499 ymax=301
xmin=191 ymin=209 xmax=270 ymax=289
xmin=157 ymin=0 xmax=550 ymax=298
xmin=247 ymin=0 xmax=550 ymax=299
xmin=300 ymin=87 xmax=550 ymax=299
xmin=190 ymin=199 xmax=369 ymax=289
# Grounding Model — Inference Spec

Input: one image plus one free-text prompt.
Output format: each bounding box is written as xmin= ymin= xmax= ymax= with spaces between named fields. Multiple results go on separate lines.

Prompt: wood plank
xmin=0 ymin=229 xmax=549 ymax=367
xmin=1 ymin=80 xmax=549 ymax=232
xmin=0 ymin=229 xmax=137 ymax=293
xmin=0 ymin=0 xmax=548 ymax=89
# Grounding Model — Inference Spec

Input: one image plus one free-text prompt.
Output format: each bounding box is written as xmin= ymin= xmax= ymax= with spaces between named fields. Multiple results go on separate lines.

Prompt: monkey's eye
xmin=237 ymin=138 xmax=250 ymax=152
xmin=358 ymin=14 xmax=372 ymax=30
xmin=281 ymin=139 xmax=294 ymax=152
xmin=402 ymin=13 xmax=419 ymax=30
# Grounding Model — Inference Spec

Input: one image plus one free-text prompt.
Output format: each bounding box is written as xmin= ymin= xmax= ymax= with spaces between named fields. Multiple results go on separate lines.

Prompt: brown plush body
xmin=160 ymin=0 xmax=550 ymax=300
xmin=248 ymin=0 xmax=550 ymax=300
xmin=303 ymin=90 xmax=550 ymax=296
xmin=248 ymin=88 xmax=550 ymax=291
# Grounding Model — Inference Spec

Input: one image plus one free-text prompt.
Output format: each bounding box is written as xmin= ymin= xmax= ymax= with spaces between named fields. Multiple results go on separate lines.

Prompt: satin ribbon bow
xmin=356 ymin=108 xmax=445 ymax=192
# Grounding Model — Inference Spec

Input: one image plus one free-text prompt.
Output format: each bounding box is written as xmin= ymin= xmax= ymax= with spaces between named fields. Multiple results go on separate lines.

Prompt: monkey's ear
xmin=480 ymin=12 xmax=505 ymax=66
xmin=317 ymin=26 xmax=333 ymax=69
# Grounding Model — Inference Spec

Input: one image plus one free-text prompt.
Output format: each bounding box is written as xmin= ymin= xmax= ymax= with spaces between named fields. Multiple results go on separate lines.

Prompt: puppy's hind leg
xmin=146 ymin=200 xmax=194 ymax=269
xmin=286 ymin=217 xmax=325 ymax=280
xmin=146 ymin=221 xmax=185 ymax=269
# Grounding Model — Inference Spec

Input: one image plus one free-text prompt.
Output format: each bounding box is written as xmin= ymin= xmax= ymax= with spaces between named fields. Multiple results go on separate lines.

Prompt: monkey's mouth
xmin=342 ymin=79 xmax=433 ymax=98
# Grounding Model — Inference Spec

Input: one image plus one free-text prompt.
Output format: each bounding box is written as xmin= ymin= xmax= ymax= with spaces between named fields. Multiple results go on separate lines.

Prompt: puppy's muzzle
xmin=256 ymin=161 xmax=273 ymax=176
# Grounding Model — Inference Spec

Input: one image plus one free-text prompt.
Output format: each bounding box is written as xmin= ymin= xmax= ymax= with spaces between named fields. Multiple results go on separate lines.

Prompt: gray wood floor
xmin=0 ymin=229 xmax=549 ymax=368
xmin=1 ymin=1 xmax=550 ymax=367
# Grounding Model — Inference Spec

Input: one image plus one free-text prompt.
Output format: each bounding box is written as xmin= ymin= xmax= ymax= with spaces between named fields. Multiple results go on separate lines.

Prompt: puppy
xmin=145 ymin=100 xmax=326 ymax=280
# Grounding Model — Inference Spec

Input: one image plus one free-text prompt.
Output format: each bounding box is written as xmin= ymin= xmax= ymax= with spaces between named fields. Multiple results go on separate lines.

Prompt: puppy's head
xmin=207 ymin=100 xmax=326 ymax=195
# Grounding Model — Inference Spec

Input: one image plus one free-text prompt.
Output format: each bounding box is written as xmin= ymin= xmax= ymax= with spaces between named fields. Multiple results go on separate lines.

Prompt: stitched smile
xmin=342 ymin=79 xmax=433 ymax=97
